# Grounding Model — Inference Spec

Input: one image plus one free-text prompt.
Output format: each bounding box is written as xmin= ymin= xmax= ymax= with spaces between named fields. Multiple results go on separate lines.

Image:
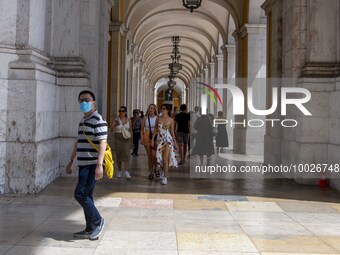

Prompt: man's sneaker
xmin=125 ymin=171 xmax=131 ymax=179
xmin=161 ymin=177 xmax=167 ymax=185
xmin=73 ymin=229 xmax=92 ymax=239
xmin=89 ymin=218 xmax=105 ymax=240
xmin=116 ymin=171 xmax=122 ymax=178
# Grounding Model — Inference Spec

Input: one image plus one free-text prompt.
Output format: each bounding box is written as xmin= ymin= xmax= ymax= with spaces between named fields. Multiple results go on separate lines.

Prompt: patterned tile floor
xmin=1 ymin=149 xmax=340 ymax=255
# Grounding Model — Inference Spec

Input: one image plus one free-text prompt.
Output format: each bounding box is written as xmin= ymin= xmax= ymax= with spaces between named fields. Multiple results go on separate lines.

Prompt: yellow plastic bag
xmin=103 ymin=144 xmax=114 ymax=179
xmin=82 ymin=122 xmax=114 ymax=179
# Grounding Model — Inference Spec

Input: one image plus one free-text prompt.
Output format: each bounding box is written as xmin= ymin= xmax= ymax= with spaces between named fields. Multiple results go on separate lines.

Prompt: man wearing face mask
xmin=66 ymin=90 xmax=107 ymax=240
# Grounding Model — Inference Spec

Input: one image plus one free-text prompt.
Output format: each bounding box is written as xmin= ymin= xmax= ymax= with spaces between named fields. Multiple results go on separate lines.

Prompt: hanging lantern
xmin=182 ymin=0 xmax=202 ymax=13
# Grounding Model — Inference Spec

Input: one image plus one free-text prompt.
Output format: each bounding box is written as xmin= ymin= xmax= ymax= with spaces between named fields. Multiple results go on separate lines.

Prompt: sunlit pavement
xmin=1 ymin=150 xmax=340 ymax=255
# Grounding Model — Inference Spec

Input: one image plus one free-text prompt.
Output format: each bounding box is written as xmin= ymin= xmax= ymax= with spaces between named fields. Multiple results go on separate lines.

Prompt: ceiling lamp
xmin=167 ymin=78 xmax=176 ymax=89
xmin=169 ymin=36 xmax=182 ymax=74
xmin=169 ymin=62 xmax=182 ymax=74
xmin=182 ymin=0 xmax=202 ymax=13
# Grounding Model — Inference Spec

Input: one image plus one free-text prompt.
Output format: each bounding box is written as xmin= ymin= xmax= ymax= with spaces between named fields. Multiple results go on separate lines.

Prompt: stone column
xmin=140 ymin=63 xmax=146 ymax=111
xmin=190 ymin=78 xmax=196 ymax=111
xmin=233 ymin=23 xmax=267 ymax=155
xmin=294 ymin=0 xmax=339 ymax=186
xmin=136 ymin=59 xmax=141 ymax=110
xmin=152 ymin=87 xmax=156 ymax=105
xmin=209 ymin=58 xmax=217 ymax=116
xmin=199 ymin=72 xmax=204 ymax=111
xmin=218 ymin=44 xmax=236 ymax=148
xmin=216 ymin=54 xmax=225 ymax=113
xmin=0 ymin=0 xmax=19 ymax=193
xmin=262 ymin=0 xmax=283 ymax=166
xmin=194 ymin=77 xmax=198 ymax=110
xmin=109 ymin=21 xmax=121 ymax=118
xmin=185 ymin=88 xmax=189 ymax=106
xmin=188 ymin=84 xmax=192 ymax=111
xmin=203 ymin=67 xmax=209 ymax=114
xmin=126 ymin=56 xmax=134 ymax=112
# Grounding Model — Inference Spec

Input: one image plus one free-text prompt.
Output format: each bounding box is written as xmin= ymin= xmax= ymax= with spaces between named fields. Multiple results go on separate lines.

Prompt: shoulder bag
xmin=119 ymin=118 xmax=131 ymax=139
xmin=83 ymin=122 xmax=114 ymax=179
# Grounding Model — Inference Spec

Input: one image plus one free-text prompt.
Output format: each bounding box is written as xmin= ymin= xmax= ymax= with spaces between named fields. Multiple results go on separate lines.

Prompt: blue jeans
xmin=74 ymin=164 xmax=102 ymax=232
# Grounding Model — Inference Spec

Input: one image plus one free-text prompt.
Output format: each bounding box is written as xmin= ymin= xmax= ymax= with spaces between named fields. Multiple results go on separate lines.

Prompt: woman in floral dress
xmin=151 ymin=104 xmax=178 ymax=185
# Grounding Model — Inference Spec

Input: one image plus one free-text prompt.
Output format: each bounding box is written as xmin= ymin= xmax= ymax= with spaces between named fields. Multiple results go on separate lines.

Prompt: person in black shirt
xmin=216 ymin=111 xmax=229 ymax=153
xmin=131 ymin=109 xmax=142 ymax=156
xmin=175 ymin=104 xmax=190 ymax=165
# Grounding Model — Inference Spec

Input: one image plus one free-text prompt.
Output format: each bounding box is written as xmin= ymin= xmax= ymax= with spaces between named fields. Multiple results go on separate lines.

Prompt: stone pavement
xmin=1 ymin=151 xmax=340 ymax=255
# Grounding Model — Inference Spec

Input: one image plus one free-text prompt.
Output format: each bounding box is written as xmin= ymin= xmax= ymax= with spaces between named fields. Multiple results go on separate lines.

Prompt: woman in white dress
xmin=151 ymin=104 xmax=178 ymax=185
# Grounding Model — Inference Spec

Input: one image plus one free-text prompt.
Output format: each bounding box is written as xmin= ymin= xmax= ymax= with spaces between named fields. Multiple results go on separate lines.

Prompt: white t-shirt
xmin=144 ymin=115 xmax=157 ymax=132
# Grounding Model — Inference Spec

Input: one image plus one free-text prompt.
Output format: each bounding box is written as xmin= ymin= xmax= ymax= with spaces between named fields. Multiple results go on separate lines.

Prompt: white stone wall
xmin=5 ymin=49 xmax=61 ymax=193
xmin=263 ymin=0 xmax=340 ymax=189
xmin=0 ymin=0 xmax=17 ymax=45
xmin=29 ymin=0 xmax=47 ymax=51
xmin=328 ymin=77 xmax=340 ymax=189
xmin=0 ymin=0 xmax=112 ymax=193
xmin=0 ymin=48 xmax=18 ymax=193
xmin=51 ymin=0 xmax=81 ymax=57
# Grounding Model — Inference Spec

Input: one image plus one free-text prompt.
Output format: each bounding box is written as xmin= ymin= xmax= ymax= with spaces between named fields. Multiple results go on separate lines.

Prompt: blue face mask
xmin=79 ymin=101 xmax=92 ymax=113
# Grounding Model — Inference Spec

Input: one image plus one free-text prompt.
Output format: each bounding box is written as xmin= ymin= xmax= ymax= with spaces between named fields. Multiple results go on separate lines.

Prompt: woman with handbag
xmin=112 ymin=106 xmax=132 ymax=179
xmin=141 ymin=104 xmax=159 ymax=180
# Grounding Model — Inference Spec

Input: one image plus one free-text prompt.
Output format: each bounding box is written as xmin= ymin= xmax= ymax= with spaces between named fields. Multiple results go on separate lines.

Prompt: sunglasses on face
xmin=161 ymin=107 xmax=166 ymax=110
xmin=119 ymin=110 xmax=125 ymax=113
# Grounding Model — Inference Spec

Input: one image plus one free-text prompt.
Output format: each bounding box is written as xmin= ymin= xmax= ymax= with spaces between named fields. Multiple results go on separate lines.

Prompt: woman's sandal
xmin=148 ymin=173 xmax=154 ymax=180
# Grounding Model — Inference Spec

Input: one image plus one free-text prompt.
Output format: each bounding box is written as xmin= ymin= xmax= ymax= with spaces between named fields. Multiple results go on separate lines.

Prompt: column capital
xmin=110 ymin=21 xmax=122 ymax=32
xmin=110 ymin=0 xmax=118 ymax=6
xmin=216 ymin=54 xmax=224 ymax=61
xmin=134 ymin=52 xmax=140 ymax=62
xmin=233 ymin=24 xmax=266 ymax=39
xmin=203 ymin=67 xmax=209 ymax=79
xmin=302 ymin=62 xmax=340 ymax=78
xmin=120 ymin=24 xmax=129 ymax=37
xmin=209 ymin=59 xmax=215 ymax=66
xmin=107 ymin=0 xmax=115 ymax=10
xmin=220 ymin=44 xmax=236 ymax=53
xmin=261 ymin=0 xmax=280 ymax=14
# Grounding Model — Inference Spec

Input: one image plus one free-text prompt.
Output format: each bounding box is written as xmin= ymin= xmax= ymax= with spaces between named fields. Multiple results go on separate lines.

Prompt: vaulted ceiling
xmin=122 ymin=0 xmax=248 ymax=86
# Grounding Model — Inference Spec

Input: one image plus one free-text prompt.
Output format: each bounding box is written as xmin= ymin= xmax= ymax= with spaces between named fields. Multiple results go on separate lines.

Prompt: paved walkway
xmin=1 ymin=150 xmax=340 ymax=255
